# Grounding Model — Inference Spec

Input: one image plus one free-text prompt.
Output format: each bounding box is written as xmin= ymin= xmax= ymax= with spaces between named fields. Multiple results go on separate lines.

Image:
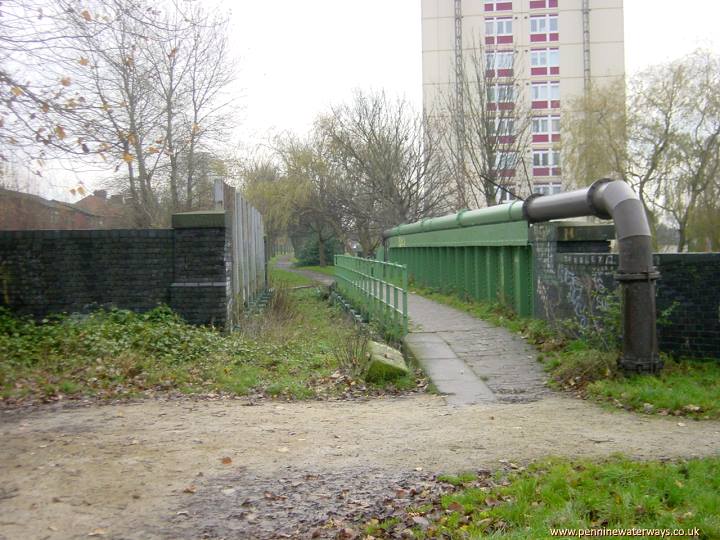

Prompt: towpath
xmin=282 ymin=259 xmax=546 ymax=406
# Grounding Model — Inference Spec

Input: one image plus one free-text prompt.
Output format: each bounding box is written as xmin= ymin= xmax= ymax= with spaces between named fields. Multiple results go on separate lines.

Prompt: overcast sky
xmin=228 ymin=0 xmax=720 ymax=149
xmin=43 ymin=0 xmax=720 ymax=199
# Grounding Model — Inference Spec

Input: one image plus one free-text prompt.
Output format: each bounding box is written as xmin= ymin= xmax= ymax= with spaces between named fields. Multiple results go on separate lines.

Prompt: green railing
xmin=334 ymin=255 xmax=408 ymax=335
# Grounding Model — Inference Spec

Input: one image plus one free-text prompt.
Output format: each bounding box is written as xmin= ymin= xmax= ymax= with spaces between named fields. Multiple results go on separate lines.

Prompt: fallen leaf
xmin=183 ymin=485 xmax=197 ymax=494
xmin=87 ymin=529 xmax=106 ymax=537
xmin=447 ymin=501 xmax=464 ymax=513
xmin=277 ymin=446 xmax=289 ymax=453
xmin=220 ymin=456 xmax=232 ymax=465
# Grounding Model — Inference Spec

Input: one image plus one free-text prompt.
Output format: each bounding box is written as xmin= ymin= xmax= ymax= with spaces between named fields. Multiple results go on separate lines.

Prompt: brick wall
xmin=0 ymin=213 xmax=232 ymax=328
xmin=532 ymin=222 xmax=720 ymax=359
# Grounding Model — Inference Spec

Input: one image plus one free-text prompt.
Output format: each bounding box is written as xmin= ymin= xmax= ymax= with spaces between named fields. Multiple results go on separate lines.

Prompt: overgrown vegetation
xmin=362 ymin=456 xmax=720 ymax=538
xmin=0 ymin=280 xmax=425 ymax=405
xmin=414 ymin=286 xmax=720 ymax=419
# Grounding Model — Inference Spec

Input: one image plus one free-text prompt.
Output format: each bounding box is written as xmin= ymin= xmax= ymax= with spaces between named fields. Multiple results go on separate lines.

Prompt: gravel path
xmin=2 ymin=396 xmax=719 ymax=539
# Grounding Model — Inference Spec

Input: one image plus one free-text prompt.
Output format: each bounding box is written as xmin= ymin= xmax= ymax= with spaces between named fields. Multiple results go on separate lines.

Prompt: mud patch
xmin=163 ymin=467 xmax=443 ymax=539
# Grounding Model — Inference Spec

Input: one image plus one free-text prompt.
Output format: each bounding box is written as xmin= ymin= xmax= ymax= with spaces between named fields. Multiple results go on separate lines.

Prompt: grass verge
xmin=268 ymin=265 xmax=316 ymax=287
xmin=363 ymin=456 xmax=720 ymax=539
xmin=412 ymin=286 xmax=720 ymax=419
xmin=295 ymin=264 xmax=336 ymax=277
xmin=0 ymin=282 xmax=424 ymax=405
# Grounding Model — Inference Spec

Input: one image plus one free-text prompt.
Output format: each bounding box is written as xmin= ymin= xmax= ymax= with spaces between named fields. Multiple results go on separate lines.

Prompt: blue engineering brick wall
xmin=0 ymin=224 xmax=231 ymax=328
xmin=532 ymin=223 xmax=720 ymax=359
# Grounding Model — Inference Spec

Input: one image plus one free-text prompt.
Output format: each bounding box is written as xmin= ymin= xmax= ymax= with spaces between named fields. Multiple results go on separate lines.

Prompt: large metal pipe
xmin=382 ymin=178 xmax=662 ymax=374
xmin=524 ymin=178 xmax=661 ymax=374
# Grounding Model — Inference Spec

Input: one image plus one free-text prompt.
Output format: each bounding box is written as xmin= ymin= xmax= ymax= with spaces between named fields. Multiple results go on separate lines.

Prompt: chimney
xmin=93 ymin=189 xmax=107 ymax=199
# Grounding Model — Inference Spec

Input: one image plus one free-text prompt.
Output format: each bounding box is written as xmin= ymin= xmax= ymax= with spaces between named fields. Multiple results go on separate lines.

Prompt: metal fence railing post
xmin=333 ymin=255 xmax=408 ymax=336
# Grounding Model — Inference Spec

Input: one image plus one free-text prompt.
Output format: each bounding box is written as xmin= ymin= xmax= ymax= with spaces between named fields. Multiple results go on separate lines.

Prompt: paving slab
xmin=405 ymin=293 xmax=550 ymax=406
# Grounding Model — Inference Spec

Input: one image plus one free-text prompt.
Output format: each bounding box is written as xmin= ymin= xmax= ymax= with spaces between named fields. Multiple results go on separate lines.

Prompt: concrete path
xmin=405 ymin=293 xmax=549 ymax=407
xmin=277 ymin=259 xmax=549 ymax=407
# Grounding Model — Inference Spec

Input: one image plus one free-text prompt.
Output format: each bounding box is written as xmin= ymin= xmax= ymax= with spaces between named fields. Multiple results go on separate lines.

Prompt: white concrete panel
xmin=423 ymin=83 xmax=453 ymax=113
xmin=590 ymin=42 xmax=625 ymax=77
xmin=463 ymin=0 xmax=487 ymax=16
xmin=559 ymin=77 xmax=585 ymax=104
xmin=589 ymin=7 xmax=624 ymax=44
xmin=559 ymin=9 xmax=583 ymax=43
xmin=462 ymin=15 xmax=486 ymax=48
xmin=423 ymin=50 xmax=456 ymax=86
xmin=422 ymin=0 xmax=438 ymax=19
xmin=422 ymin=18 xmax=439 ymax=52
xmin=590 ymin=0 xmax=623 ymax=9
xmin=437 ymin=0 xmax=455 ymax=18
xmin=559 ymin=43 xmax=585 ymax=77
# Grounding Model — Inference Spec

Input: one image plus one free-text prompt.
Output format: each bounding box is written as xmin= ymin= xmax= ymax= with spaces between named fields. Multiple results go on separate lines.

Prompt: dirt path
xmin=2 ymin=395 xmax=719 ymax=539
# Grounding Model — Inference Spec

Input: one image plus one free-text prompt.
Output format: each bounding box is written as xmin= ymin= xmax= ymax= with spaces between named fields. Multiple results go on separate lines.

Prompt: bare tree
xmin=1 ymin=0 xmax=234 ymax=225
xmin=442 ymin=43 xmax=533 ymax=208
xmin=320 ymin=91 xmax=452 ymax=255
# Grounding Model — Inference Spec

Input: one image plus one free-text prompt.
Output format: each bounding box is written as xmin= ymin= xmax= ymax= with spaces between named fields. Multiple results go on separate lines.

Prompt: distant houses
xmin=0 ymin=188 xmax=132 ymax=230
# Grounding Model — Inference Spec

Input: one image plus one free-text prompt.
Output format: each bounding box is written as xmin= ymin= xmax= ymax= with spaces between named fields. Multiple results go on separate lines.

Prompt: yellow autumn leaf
xmin=147 ymin=146 xmax=159 ymax=154
xmin=127 ymin=133 xmax=137 ymax=145
xmin=54 ymin=125 xmax=66 ymax=140
xmin=122 ymin=152 xmax=134 ymax=163
xmin=11 ymin=86 xmax=23 ymax=97
xmin=79 ymin=57 xmax=89 ymax=66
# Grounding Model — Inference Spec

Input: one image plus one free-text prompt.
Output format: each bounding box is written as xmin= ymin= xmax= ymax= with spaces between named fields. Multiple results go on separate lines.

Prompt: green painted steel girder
xmin=387 ymin=220 xmax=529 ymax=248
xmin=384 ymin=200 xmax=525 ymax=238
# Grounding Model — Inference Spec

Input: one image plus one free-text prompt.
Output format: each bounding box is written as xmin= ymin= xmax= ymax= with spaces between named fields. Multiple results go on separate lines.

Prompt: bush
xmin=295 ymin=237 xmax=343 ymax=266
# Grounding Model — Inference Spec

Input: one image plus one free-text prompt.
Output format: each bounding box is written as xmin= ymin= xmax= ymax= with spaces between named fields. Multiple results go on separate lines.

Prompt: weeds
xmin=332 ymin=325 xmax=370 ymax=379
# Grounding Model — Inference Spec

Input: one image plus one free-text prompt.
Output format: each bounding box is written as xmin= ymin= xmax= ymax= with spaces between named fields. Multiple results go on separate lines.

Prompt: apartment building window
xmin=485 ymin=50 xmax=514 ymax=77
xmin=494 ymin=151 xmax=518 ymax=172
xmin=485 ymin=0 xmax=513 ymax=11
xmin=530 ymin=47 xmax=560 ymax=75
xmin=533 ymin=182 xmax=562 ymax=195
xmin=529 ymin=0 xmax=558 ymax=9
xmin=532 ymin=149 xmax=561 ymax=176
xmin=487 ymin=84 xmax=516 ymax=110
xmin=531 ymin=81 xmax=560 ymax=109
xmin=530 ymin=14 xmax=559 ymax=42
xmin=493 ymin=117 xmax=515 ymax=142
xmin=485 ymin=17 xmax=513 ymax=45
xmin=532 ymin=114 xmax=560 ymax=142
